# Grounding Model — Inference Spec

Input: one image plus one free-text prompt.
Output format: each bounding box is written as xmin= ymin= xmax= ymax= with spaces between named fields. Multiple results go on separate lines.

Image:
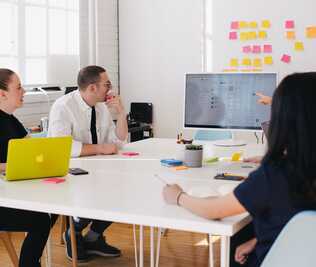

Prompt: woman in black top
xmin=163 ymin=72 xmax=316 ymax=266
xmin=0 ymin=69 xmax=55 ymax=267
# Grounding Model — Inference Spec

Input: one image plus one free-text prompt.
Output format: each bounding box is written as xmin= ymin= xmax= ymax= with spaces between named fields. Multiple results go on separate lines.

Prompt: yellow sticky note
xmin=253 ymin=58 xmax=262 ymax=67
xmin=262 ymin=20 xmax=271 ymax=28
xmin=286 ymin=31 xmax=296 ymax=40
xmin=248 ymin=31 xmax=257 ymax=39
xmin=230 ymin=58 xmax=239 ymax=67
xmin=249 ymin=21 xmax=258 ymax=28
xmin=306 ymin=27 xmax=316 ymax=38
xmin=239 ymin=21 xmax=248 ymax=28
xmin=240 ymin=32 xmax=249 ymax=41
xmin=264 ymin=56 xmax=273 ymax=65
xmin=231 ymin=152 xmax=242 ymax=161
xmin=242 ymin=58 xmax=252 ymax=66
xmin=258 ymin=31 xmax=267 ymax=39
xmin=294 ymin=42 xmax=304 ymax=51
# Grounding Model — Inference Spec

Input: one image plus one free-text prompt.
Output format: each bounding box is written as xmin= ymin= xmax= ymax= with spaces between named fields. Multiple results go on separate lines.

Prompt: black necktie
xmin=90 ymin=106 xmax=98 ymax=144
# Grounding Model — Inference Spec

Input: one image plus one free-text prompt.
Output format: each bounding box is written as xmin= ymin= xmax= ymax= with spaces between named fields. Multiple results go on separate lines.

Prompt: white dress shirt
xmin=48 ymin=90 xmax=124 ymax=157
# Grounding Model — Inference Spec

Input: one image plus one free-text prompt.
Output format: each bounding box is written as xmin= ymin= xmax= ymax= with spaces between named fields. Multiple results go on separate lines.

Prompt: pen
xmin=154 ymin=174 xmax=169 ymax=185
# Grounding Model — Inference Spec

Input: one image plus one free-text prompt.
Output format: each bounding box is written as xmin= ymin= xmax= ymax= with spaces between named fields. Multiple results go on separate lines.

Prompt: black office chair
xmin=65 ymin=86 xmax=78 ymax=95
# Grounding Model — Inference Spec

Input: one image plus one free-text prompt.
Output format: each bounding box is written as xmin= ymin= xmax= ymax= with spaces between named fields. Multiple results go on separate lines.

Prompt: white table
xmin=0 ymin=138 xmax=265 ymax=267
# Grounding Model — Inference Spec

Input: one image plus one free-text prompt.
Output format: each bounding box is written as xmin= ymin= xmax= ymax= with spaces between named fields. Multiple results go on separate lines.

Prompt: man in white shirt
xmin=48 ymin=65 xmax=128 ymax=261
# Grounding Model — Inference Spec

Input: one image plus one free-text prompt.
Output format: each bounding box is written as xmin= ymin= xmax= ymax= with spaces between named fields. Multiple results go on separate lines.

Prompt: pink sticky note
xmin=263 ymin=44 xmax=272 ymax=53
xmin=285 ymin=20 xmax=295 ymax=29
xmin=229 ymin=32 xmax=238 ymax=40
xmin=242 ymin=46 xmax=251 ymax=53
xmin=252 ymin=45 xmax=261 ymax=53
xmin=231 ymin=21 xmax=239 ymax=29
xmin=122 ymin=152 xmax=140 ymax=156
xmin=43 ymin=178 xmax=66 ymax=184
xmin=281 ymin=54 xmax=291 ymax=63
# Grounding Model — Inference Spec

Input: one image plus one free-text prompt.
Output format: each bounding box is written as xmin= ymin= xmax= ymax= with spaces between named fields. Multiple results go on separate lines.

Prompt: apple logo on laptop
xmin=35 ymin=154 xmax=44 ymax=163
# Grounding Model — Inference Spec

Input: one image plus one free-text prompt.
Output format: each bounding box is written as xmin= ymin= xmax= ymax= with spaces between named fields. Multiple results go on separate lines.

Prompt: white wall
xmin=119 ymin=0 xmax=204 ymax=138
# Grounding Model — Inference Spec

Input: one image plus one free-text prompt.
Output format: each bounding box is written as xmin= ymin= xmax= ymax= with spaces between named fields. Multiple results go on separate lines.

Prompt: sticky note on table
xmin=306 ymin=26 xmax=316 ymax=38
xmin=294 ymin=42 xmax=304 ymax=51
xmin=261 ymin=20 xmax=271 ymax=28
xmin=253 ymin=58 xmax=262 ymax=67
xmin=249 ymin=21 xmax=258 ymax=28
xmin=258 ymin=31 xmax=267 ymax=39
xmin=252 ymin=45 xmax=261 ymax=53
xmin=231 ymin=152 xmax=242 ymax=162
xmin=285 ymin=20 xmax=295 ymax=29
xmin=122 ymin=152 xmax=140 ymax=156
xmin=43 ymin=178 xmax=66 ymax=184
xmin=230 ymin=58 xmax=239 ymax=67
xmin=174 ymin=165 xmax=189 ymax=171
xmin=231 ymin=21 xmax=239 ymax=29
xmin=286 ymin=31 xmax=296 ymax=40
xmin=281 ymin=54 xmax=291 ymax=63
xmin=264 ymin=56 xmax=273 ymax=65
xmin=263 ymin=44 xmax=272 ymax=53
xmin=242 ymin=46 xmax=251 ymax=53
xmin=239 ymin=21 xmax=248 ymax=28
xmin=229 ymin=32 xmax=238 ymax=40
xmin=242 ymin=58 xmax=252 ymax=66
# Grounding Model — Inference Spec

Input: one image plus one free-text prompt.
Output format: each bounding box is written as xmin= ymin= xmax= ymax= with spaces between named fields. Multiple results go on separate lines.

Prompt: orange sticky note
xmin=258 ymin=31 xmax=267 ymax=39
xmin=253 ymin=58 xmax=262 ymax=67
xmin=286 ymin=31 xmax=296 ymax=40
xmin=294 ymin=42 xmax=304 ymax=51
xmin=264 ymin=56 xmax=273 ymax=65
xmin=242 ymin=58 xmax=252 ymax=66
xmin=239 ymin=21 xmax=248 ymax=28
xmin=262 ymin=20 xmax=271 ymax=28
xmin=174 ymin=166 xmax=189 ymax=171
xmin=306 ymin=26 xmax=316 ymax=38
xmin=249 ymin=21 xmax=258 ymax=28
xmin=230 ymin=58 xmax=239 ymax=67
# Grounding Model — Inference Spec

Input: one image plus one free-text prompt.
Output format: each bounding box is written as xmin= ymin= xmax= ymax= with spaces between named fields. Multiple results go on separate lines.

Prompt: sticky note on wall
xmin=264 ymin=56 xmax=273 ymax=65
xmin=230 ymin=58 xmax=239 ymax=67
xmin=242 ymin=46 xmax=251 ymax=53
xmin=229 ymin=32 xmax=238 ymax=40
xmin=253 ymin=58 xmax=262 ymax=67
xmin=306 ymin=26 xmax=316 ymax=38
xmin=258 ymin=31 xmax=267 ymax=39
xmin=249 ymin=21 xmax=258 ymax=28
xmin=240 ymin=32 xmax=249 ymax=41
xmin=281 ymin=54 xmax=291 ymax=63
xmin=285 ymin=20 xmax=295 ymax=29
xmin=286 ymin=31 xmax=296 ymax=40
xmin=242 ymin=58 xmax=252 ymax=66
xmin=261 ymin=20 xmax=271 ymax=28
xmin=231 ymin=21 xmax=239 ymax=29
xmin=252 ymin=45 xmax=261 ymax=53
xmin=294 ymin=42 xmax=304 ymax=51
xmin=239 ymin=21 xmax=248 ymax=28
xmin=248 ymin=31 xmax=257 ymax=39
xmin=263 ymin=44 xmax=272 ymax=53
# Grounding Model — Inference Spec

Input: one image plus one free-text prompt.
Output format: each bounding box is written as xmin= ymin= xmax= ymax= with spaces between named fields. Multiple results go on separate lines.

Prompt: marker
xmin=154 ymin=174 xmax=169 ymax=185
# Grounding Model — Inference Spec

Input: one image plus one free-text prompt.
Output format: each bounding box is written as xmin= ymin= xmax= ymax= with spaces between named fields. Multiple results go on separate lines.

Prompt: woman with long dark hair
xmin=163 ymin=72 xmax=316 ymax=266
xmin=0 ymin=68 xmax=55 ymax=267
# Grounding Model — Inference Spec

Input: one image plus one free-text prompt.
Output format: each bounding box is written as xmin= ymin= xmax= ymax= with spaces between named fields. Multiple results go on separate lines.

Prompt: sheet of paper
xmin=281 ymin=54 xmax=291 ymax=63
xmin=258 ymin=31 xmax=267 ymax=39
xmin=263 ymin=44 xmax=272 ymax=53
xmin=306 ymin=26 xmax=316 ymax=38
xmin=294 ymin=41 xmax=304 ymax=51
xmin=264 ymin=56 xmax=273 ymax=65
xmin=229 ymin=32 xmax=238 ymax=40
xmin=242 ymin=58 xmax=252 ymax=66
xmin=230 ymin=58 xmax=239 ymax=67
xmin=261 ymin=20 xmax=271 ymax=28
xmin=286 ymin=31 xmax=296 ymax=40
xmin=242 ymin=46 xmax=251 ymax=53
xmin=285 ymin=20 xmax=295 ymax=29
xmin=231 ymin=21 xmax=239 ymax=29
xmin=253 ymin=58 xmax=262 ymax=67
xmin=252 ymin=45 xmax=261 ymax=53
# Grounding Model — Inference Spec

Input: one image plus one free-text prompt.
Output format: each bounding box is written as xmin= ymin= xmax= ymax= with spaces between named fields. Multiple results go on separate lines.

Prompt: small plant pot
xmin=184 ymin=146 xmax=203 ymax=167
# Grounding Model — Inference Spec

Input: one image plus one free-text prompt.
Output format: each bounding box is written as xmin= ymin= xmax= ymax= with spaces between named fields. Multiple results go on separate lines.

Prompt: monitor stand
xmin=213 ymin=133 xmax=246 ymax=147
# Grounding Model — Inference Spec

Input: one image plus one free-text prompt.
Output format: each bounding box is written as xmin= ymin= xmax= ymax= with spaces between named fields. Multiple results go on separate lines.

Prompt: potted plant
xmin=184 ymin=144 xmax=203 ymax=167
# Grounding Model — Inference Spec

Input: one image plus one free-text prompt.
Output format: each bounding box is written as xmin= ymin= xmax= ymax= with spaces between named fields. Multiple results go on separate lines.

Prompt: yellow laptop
xmin=3 ymin=136 xmax=72 ymax=181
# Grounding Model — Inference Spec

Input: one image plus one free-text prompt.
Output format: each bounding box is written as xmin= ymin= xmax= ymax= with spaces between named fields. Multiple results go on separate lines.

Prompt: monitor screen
xmin=184 ymin=73 xmax=277 ymax=130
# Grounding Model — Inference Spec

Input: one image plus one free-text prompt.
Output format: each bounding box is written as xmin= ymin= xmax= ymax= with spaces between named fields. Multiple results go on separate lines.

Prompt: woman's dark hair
xmin=263 ymin=72 xmax=316 ymax=206
xmin=0 ymin=68 xmax=15 ymax=91
xmin=77 ymin=65 xmax=106 ymax=90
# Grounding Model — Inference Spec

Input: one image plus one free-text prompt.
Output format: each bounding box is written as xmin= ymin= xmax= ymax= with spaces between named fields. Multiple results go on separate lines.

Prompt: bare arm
xmin=163 ymin=184 xmax=246 ymax=220
xmin=80 ymin=143 xmax=118 ymax=156
xmin=0 ymin=163 xmax=6 ymax=172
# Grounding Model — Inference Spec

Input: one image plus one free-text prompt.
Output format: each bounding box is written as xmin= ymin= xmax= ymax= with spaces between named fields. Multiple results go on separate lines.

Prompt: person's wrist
xmin=176 ymin=191 xmax=186 ymax=206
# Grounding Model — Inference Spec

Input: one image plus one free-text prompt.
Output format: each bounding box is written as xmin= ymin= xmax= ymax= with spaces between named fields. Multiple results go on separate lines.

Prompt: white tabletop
xmin=0 ymin=138 xmax=264 ymax=236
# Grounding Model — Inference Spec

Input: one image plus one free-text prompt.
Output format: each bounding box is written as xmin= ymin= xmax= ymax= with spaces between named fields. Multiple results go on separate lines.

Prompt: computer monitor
xmin=184 ymin=73 xmax=277 ymax=145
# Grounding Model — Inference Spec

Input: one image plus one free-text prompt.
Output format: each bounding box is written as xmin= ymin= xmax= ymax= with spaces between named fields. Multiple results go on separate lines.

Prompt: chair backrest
xmin=194 ymin=130 xmax=232 ymax=141
xmin=261 ymin=210 xmax=316 ymax=267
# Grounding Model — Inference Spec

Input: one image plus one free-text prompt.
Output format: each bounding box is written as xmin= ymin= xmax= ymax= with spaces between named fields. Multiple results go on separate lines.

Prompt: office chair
xmin=0 ymin=232 xmax=19 ymax=267
xmin=261 ymin=211 xmax=316 ymax=267
xmin=194 ymin=130 xmax=232 ymax=141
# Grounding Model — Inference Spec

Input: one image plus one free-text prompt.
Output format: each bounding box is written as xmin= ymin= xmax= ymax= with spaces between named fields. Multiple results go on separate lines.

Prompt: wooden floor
xmin=0 ymin=218 xmax=221 ymax=267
